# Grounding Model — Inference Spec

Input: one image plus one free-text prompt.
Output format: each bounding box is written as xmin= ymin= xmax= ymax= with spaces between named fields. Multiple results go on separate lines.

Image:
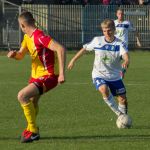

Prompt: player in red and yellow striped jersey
xmin=7 ymin=11 xmax=66 ymax=143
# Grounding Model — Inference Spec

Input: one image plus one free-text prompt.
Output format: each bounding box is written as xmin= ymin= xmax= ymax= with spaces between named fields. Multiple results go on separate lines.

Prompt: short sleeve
xmin=83 ymin=37 xmax=97 ymax=51
xmin=38 ymin=34 xmax=52 ymax=48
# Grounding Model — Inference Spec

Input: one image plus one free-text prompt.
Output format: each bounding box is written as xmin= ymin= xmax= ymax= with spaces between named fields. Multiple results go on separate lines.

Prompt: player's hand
xmin=7 ymin=50 xmax=17 ymax=58
xmin=58 ymin=74 xmax=65 ymax=84
xmin=121 ymin=62 xmax=129 ymax=70
xmin=67 ymin=60 xmax=75 ymax=70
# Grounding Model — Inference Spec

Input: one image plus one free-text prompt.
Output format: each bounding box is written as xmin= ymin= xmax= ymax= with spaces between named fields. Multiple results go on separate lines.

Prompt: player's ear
xmin=21 ymin=23 xmax=25 ymax=28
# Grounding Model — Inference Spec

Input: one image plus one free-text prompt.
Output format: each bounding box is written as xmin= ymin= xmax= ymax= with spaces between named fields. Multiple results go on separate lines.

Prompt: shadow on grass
xmin=40 ymin=134 xmax=150 ymax=142
xmin=1 ymin=128 xmax=150 ymax=142
xmin=0 ymin=137 xmax=19 ymax=141
xmin=132 ymin=125 xmax=150 ymax=129
xmin=0 ymin=135 xmax=150 ymax=142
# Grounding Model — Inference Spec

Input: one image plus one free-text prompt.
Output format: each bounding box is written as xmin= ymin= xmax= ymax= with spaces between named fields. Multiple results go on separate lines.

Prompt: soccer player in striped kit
xmin=114 ymin=8 xmax=141 ymax=48
xmin=68 ymin=19 xmax=129 ymax=121
xmin=7 ymin=11 xmax=65 ymax=143
xmin=114 ymin=8 xmax=141 ymax=79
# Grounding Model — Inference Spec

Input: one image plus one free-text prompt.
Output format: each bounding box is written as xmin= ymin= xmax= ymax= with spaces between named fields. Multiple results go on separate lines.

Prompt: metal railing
xmin=1 ymin=1 xmax=150 ymax=49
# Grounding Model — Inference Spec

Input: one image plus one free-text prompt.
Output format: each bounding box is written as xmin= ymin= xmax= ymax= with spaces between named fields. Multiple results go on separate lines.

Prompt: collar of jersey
xmin=30 ymin=28 xmax=38 ymax=37
xmin=104 ymin=37 xmax=116 ymax=43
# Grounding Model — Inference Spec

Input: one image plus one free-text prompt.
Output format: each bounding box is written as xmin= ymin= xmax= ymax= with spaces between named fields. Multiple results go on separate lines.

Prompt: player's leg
xmin=18 ymin=83 xmax=40 ymax=142
xmin=31 ymin=74 xmax=58 ymax=120
xmin=25 ymin=95 xmax=40 ymax=131
xmin=30 ymin=95 xmax=40 ymax=118
xmin=19 ymin=75 xmax=58 ymax=143
xmin=99 ymin=84 xmax=121 ymax=116
xmin=117 ymin=94 xmax=128 ymax=114
xmin=94 ymin=78 xmax=121 ymax=116
xmin=109 ymin=79 xmax=127 ymax=114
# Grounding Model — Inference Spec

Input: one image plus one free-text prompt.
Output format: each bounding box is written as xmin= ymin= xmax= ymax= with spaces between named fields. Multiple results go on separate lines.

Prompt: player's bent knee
xmin=99 ymin=88 xmax=109 ymax=98
xmin=17 ymin=91 xmax=27 ymax=103
xmin=99 ymin=85 xmax=109 ymax=93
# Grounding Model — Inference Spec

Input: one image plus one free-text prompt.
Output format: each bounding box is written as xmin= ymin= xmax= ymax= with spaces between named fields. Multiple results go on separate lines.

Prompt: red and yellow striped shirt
xmin=21 ymin=29 xmax=59 ymax=78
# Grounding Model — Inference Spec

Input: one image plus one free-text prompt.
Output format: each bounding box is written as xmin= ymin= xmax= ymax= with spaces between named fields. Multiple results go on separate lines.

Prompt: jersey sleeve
xmin=21 ymin=35 xmax=28 ymax=49
xmin=38 ymin=34 xmax=52 ymax=49
xmin=83 ymin=37 xmax=97 ymax=51
xmin=120 ymin=42 xmax=128 ymax=56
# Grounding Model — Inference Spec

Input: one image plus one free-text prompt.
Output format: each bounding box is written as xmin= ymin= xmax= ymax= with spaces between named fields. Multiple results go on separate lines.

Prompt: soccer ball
xmin=116 ymin=114 xmax=132 ymax=129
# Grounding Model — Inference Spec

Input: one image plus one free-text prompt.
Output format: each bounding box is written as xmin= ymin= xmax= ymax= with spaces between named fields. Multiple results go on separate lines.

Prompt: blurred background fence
xmin=0 ymin=0 xmax=150 ymax=49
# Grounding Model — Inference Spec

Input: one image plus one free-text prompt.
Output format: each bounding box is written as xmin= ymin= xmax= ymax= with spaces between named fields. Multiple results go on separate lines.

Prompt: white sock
xmin=118 ymin=103 xmax=127 ymax=114
xmin=103 ymin=94 xmax=121 ymax=116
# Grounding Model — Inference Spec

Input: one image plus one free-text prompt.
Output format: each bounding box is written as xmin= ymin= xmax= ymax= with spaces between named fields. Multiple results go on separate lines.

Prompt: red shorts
xmin=29 ymin=75 xmax=58 ymax=95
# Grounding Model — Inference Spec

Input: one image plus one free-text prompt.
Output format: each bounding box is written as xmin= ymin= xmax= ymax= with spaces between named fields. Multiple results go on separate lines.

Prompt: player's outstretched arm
xmin=7 ymin=47 xmax=27 ymax=60
xmin=122 ymin=52 xmax=130 ymax=70
xmin=67 ymin=48 xmax=86 ymax=70
xmin=120 ymin=52 xmax=130 ymax=79
xmin=49 ymin=39 xmax=66 ymax=84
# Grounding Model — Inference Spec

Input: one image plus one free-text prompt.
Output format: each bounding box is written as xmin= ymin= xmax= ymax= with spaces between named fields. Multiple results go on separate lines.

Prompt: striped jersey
xmin=21 ymin=29 xmax=58 ymax=78
xmin=83 ymin=36 xmax=128 ymax=81
xmin=114 ymin=20 xmax=136 ymax=45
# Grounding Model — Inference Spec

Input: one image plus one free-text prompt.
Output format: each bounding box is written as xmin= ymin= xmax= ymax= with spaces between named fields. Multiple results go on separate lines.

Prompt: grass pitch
xmin=0 ymin=51 xmax=150 ymax=149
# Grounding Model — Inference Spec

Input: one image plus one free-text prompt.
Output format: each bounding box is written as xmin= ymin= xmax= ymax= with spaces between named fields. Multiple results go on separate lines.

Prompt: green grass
xmin=0 ymin=51 xmax=150 ymax=149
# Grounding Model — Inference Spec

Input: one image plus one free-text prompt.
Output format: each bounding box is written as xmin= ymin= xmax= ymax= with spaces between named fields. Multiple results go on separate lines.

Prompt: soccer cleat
xmin=21 ymin=127 xmax=39 ymax=138
xmin=21 ymin=129 xmax=30 ymax=137
xmin=21 ymin=131 xmax=40 ymax=143
xmin=20 ymin=129 xmax=30 ymax=142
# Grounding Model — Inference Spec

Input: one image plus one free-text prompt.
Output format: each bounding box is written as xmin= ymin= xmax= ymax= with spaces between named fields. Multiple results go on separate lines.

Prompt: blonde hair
xmin=101 ymin=19 xmax=116 ymax=31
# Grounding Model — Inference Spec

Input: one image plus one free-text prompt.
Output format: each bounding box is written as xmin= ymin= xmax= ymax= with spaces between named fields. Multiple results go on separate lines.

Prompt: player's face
xmin=102 ymin=27 xmax=115 ymax=40
xmin=139 ymin=0 xmax=144 ymax=4
xmin=116 ymin=10 xmax=124 ymax=21
xmin=18 ymin=18 xmax=26 ymax=33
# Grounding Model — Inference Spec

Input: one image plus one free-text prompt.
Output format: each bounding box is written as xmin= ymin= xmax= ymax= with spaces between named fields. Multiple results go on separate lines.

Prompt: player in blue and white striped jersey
xmin=114 ymin=8 xmax=141 ymax=47
xmin=68 ymin=19 xmax=129 ymax=117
